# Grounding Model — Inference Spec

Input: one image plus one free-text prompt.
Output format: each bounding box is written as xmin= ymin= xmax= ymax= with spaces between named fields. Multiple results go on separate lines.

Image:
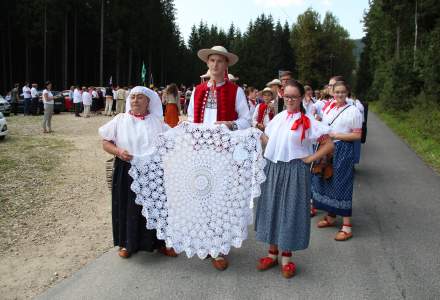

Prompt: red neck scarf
xmin=129 ymin=110 xmax=148 ymax=120
xmin=325 ymin=99 xmax=347 ymax=114
xmin=286 ymin=109 xmax=300 ymax=119
xmin=290 ymin=112 xmax=310 ymax=142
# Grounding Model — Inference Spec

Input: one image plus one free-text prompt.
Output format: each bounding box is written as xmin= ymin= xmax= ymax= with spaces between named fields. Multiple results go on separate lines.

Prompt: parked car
xmin=16 ymin=91 xmax=65 ymax=114
xmin=61 ymin=90 xmax=74 ymax=112
xmin=0 ymin=112 xmax=8 ymax=140
xmin=0 ymin=95 xmax=11 ymax=116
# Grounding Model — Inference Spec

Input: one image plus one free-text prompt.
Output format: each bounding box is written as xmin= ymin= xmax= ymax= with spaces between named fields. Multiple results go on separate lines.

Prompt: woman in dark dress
xmin=99 ymin=86 xmax=177 ymax=258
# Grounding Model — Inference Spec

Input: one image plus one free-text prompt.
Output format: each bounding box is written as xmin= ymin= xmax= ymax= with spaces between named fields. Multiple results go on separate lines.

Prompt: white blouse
xmin=248 ymin=100 xmax=256 ymax=119
xmin=187 ymin=81 xmax=251 ymax=130
xmin=98 ymin=113 xmax=169 ymax=159
xmin=302 ymin=99 xmax=315 ymax=116
xmin=82 ymin=91 xmax=92 ymax=106
xmin=73 ymin=89 xmax=82 ymax=103
xmin=42 ymin=89 xmax=54 ymax=104
xmin=22 ymin=86 xmax=32 ymax=99
xmin=312 ymin=100 xmax=328 ymax=119
xmin=264 ymin=111 xmax=330 ymax=163
xmin=322 ymin=102 xmax=363 ymax=139
xmin=252 ymin=103 xmax=271 ymax=127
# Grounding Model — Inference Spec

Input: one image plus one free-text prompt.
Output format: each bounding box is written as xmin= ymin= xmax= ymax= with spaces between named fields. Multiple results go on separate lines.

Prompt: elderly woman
xmin=99 ymin=86 xmax=176 ymax=258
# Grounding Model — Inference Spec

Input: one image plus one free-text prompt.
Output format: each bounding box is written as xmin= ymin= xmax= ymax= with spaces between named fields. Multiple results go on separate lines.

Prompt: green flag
xmin=141 ymin=62 xmax=147 ymax=85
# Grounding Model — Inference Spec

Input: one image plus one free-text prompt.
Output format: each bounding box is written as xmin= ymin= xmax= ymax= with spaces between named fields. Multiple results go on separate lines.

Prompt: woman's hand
xmin=260 ymin=133 xmax=269 ymax=147
xmin=117 ymin=148 xmax=133 ymax=162
xmin=329 ymin=132 xmax=338 ymax=140
xmin=215 ymin=121 xmax=234 ymax=130
xmin=302 ymin=156 xmax=314 ymax=164
xmin=256 ymin=123 xmax=265 ymax=131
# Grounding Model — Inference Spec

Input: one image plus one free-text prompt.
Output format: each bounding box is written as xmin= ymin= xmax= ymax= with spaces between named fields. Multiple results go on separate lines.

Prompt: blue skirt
xmin=312 ymin=141 xmax=354 ymax=217
xmin=353 ymin=140 xmax=361 ymax=164
xmin=255 ymin=159 xmax=311 ymax=251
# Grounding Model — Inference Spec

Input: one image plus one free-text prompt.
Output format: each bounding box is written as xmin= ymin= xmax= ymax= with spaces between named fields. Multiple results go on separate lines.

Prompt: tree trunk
xmin=73 ymin=7 xmax=78 ymax=84
xmin=64 ymin=11 xmax=68 ymax=89
xmin=7 ymin=15 xmax=13 ymax=86
xmin=413 ymin=0 xmax=418 ymax=68
xmin=43 ymin=1 xmax=47 ymax=81
xmin=99 ymin=0 xmax=104 ymax=86
xmin=128 ymin=46 xmax=132 ymax=85
xmin=116 ymin=46 xmax=120 ymax=85
xmin=396 ymin=25 xmax=400 ymax=60
xmin=25 ymin=31 xmax=29 ymax=81
xmin=160 ymin=49 xmax=164 ymax=86
xmin=2 ymin=34 xmax=7 ymax=92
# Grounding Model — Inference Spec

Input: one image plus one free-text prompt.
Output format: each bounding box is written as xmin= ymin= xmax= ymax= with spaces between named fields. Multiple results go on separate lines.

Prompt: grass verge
xmin=370 ymin=102 xmax=440 ymax=173
xmin=0 ymin=116 xmax=73 ymax=250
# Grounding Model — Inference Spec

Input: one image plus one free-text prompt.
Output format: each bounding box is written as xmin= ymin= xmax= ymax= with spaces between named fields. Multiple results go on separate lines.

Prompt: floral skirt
xmin=312 ymin=141 xmax=354 ymax=217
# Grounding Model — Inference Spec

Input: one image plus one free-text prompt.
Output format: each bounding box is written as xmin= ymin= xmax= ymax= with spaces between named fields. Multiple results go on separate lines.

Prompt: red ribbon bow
xmin=290 ymin=113 xmax=310 ymax=142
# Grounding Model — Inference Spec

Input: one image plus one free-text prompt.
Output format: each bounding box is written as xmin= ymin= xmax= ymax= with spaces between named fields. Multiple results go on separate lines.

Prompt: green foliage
xmin=291 ymin=9 xmax=356 ymax=88
xmin=370 ymin=100 xmax=440 ymax=172
xmin=356 ymin=0 xmax=440 ymax=111
xmin=0 ymin=2 xmax=357 ymax=91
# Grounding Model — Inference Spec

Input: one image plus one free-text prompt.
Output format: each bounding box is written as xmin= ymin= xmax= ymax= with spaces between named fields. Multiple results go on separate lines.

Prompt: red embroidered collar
xmin=129 ymin=111 xmax=149 ymax=120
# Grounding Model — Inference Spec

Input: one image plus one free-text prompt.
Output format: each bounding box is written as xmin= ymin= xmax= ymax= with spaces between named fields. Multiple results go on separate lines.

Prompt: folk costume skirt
xmin=255 ymin=159 xmax=311 ymax=251
xmin=112 ymin=158 xmax=164 ymax=253
xmin=164 ymin=103 xmax=179 ymax=128
xmin=312 ymin=141 xmax=355 ymax=217
xmin=353 ymin=140 xmax=361 ymax=164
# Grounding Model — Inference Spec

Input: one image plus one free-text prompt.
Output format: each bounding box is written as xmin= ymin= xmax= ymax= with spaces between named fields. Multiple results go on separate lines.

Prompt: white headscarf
xmin=125 ymin=86 xmax=163 ymax=118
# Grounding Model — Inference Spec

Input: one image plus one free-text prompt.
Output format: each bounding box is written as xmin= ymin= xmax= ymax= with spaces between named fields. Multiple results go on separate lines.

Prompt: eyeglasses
xmin=283 ymin=95 xmax=302 ymax=101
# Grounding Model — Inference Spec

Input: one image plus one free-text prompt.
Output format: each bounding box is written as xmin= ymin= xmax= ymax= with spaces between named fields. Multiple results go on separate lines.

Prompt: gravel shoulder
xmin=0 ymin=113 xmax=115 ymax=300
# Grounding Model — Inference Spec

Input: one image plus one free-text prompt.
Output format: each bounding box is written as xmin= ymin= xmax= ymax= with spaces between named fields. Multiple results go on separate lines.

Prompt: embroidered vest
xmin=193 ymin=81 xmax=239 ymax=123
xmin=256 ymin=103 xmax=274 ymax=124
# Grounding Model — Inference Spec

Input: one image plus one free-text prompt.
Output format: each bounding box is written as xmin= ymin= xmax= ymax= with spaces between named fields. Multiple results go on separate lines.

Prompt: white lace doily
xmin=129 ymin=122 xmax=266 ymax=259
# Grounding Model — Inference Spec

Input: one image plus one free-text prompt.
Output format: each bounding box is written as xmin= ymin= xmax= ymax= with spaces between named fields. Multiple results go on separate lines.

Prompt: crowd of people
xmin=98 ymin=45 xmax=367 ymax=279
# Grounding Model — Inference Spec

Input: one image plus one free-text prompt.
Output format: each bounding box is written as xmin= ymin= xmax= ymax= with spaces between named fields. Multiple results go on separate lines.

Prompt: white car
xmin=0 ymin=112 xmax=8 ymax=140
xmin=0 ymin=95 xmax=11 ymax=116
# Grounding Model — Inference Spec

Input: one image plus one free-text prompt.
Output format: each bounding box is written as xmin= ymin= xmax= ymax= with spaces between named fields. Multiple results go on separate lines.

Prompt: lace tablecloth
xmin=129 ymin=122 xmax=266 ymax=258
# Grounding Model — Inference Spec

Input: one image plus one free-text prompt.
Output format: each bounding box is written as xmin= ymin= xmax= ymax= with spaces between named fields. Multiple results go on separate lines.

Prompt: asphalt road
xmin=37 ymin=112 xmax=440 ymax=300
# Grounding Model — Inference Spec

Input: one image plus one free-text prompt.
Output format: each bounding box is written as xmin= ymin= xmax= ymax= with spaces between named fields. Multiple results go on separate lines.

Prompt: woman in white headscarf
xmin=99 ymin=86 xmax=176 ymax=259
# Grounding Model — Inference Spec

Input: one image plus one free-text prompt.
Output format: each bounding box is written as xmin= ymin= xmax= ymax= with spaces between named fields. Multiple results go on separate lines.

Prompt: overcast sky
xmin=174 ymin=0 xmax=370 ymax=43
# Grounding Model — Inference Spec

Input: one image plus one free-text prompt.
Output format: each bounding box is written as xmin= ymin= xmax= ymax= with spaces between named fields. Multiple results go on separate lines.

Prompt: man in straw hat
xmin=188 ymin=46 xmax=250 ymax=132
xmin=187 ymin=45 xmax=251 ymax=271
xmin=266 ymin=78 xmax=284 ymax=115
xmin=252 ymin=87 xmax=275 ymax=131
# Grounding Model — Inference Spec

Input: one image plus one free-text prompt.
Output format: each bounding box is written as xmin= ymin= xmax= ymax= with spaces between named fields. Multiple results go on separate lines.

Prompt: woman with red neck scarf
xmin=255 ymin=80 xmax=334 ymax=278
xmin=312 ymin=81 xmax=363 ymax=241
xmin=252 ymin=87 xmax=275 ymax=131
xmin=99 ymin=86 xmax=177 ymax=259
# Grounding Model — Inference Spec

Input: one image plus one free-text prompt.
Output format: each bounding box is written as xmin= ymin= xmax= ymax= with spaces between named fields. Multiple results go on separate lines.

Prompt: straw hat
xmin=228 ymin=73 xmax=239 ymax=81
xmin=197 ymin=46 xmax=239 ymax=66
xmin=262 ymin=87 xmax=274 ymax=96
xmin=266 ymin=79 xmax=282 ymax=87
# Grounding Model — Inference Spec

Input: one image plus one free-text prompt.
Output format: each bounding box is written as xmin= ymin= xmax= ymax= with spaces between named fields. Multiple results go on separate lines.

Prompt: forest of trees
xmin=355 ymin=0 xmax=440 ymax=111
xmin=0 ymin=0 xmax=357 ymax=94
